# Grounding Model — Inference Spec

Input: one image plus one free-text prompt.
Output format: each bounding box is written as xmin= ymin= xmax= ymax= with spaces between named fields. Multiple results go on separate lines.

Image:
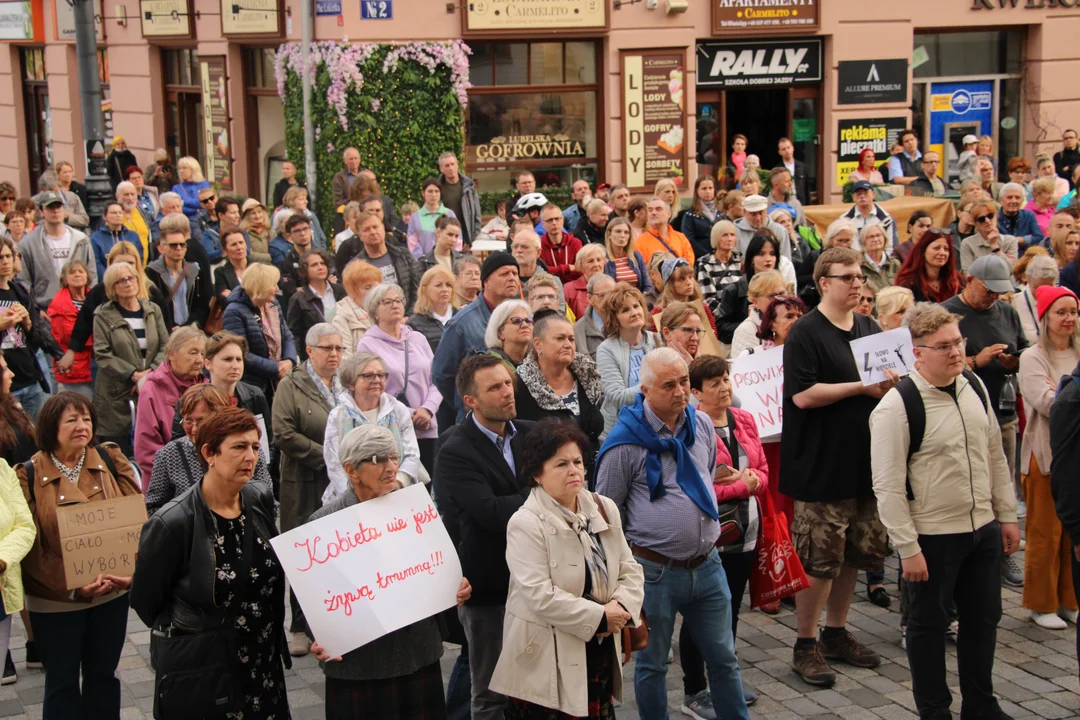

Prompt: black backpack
xmin=894 ymin=369 xmax=989 ymax=501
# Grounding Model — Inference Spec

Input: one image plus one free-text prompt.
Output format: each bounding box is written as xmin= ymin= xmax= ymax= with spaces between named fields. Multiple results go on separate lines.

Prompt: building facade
xmin=0 ymin=0 xmax=1075 ymax=205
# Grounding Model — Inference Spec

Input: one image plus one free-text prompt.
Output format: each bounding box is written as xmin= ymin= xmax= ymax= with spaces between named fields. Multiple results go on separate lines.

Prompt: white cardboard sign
xmin=849 ymin=327 xmax=915 ymax=386
xmin=269 ymin=483 xmax=462 ymax=658
xmin=729 ymin=345 xmax=785 ymax=439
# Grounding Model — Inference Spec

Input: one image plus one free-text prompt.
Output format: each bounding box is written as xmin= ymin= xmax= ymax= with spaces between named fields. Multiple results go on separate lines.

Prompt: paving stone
xmin=780 ymin=697 xmax=826 ymax=715
xmin=804 ymin=688 xmax=852 ymax=708
xmin=840 ymin=686 xmax=891 ymax=708
xmin=1018 ymin=697 xmax=1073 ymax=719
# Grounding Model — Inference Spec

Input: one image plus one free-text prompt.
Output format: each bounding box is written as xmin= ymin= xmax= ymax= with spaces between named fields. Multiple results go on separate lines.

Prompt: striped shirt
xmin=595 ymin=402 xmax=720 ymax=560
xmin=613 ymin=256 xmax=639 ymax=285
xmin=696 ymin=251 xmax=743 ymax=315
xmin=118 ymin=305 xmax=147 ymax=354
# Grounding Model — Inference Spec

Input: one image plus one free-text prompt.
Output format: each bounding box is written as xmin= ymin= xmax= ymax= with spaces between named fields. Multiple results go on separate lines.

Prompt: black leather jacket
xmin=130 ymin=480 xmax=288 ymax=667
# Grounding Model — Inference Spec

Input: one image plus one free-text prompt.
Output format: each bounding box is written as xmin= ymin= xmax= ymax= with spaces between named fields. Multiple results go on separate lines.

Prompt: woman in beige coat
xmin=491 ymin=419 xmax=644 ymax=719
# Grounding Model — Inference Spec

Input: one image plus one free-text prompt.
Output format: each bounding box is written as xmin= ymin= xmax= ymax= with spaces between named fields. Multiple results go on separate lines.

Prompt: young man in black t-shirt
xmin=780 ymin=247 xmax=898 ymax=687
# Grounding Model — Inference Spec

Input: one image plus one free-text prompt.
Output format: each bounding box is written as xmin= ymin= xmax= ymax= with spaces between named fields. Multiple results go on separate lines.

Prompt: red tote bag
xmin=749 ymin=488 xmax=809 ymax=608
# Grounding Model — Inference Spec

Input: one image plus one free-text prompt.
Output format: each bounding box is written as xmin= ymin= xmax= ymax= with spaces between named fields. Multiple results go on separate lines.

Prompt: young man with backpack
xmin=870 ymin=302 xmax=1019 ymax=720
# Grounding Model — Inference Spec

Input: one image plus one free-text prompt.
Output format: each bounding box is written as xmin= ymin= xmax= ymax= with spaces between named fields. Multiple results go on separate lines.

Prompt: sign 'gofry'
xmin=270 ymin=483 xmax=462 ymax=659
xmin=56 ymin=495 xmax=148 ymax=590
xmin=730 ymin=345 xmax=785 ymax=438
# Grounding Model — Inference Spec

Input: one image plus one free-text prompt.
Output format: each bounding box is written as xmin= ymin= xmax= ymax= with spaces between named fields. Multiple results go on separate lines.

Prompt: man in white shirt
xmin=17 ymin=191 xmax=95 ymax=310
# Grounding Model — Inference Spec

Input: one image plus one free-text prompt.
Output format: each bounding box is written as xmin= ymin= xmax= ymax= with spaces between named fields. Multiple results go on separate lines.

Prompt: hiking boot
xmin=792 ymin=641 xmax=836 ymax=686
xmin=819 ymin=628 xmax=881 ymax=669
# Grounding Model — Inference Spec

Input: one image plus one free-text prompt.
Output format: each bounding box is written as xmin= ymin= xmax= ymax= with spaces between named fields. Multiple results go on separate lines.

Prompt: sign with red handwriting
xmin=730 ymin=345 xmax=784 ymax=439
xmin=269 ymin=483 xmax=462 ymax=658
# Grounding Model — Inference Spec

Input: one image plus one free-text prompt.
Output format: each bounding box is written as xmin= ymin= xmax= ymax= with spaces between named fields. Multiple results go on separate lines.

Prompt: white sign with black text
xmin=849 ymin=327 xmax=915 ymax=386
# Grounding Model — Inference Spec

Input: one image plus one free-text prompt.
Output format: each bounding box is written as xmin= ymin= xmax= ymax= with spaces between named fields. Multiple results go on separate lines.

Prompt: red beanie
xmin=1035 ymin=285 xmax=1079 ymax=321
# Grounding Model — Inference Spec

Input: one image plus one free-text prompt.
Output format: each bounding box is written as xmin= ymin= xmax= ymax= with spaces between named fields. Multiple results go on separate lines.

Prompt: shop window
xmin=467 ymin=40 xmax=600 ymax=209
xmin=162 ymin=48 xmax=204 ymax=170
xmin=21 ymin=48 xmax=50 ymax=183
xmin=244 ymin=47 xmax=286 ymax=205
xmin=912 ymin=31 xmax=1022 ymax=79
xmin=245 ymin=47 xmax=278 ymax=90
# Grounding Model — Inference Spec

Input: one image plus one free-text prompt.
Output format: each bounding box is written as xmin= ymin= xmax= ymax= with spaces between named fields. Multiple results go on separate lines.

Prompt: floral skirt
xmin=505 ymin=634 xmax=616 ymax=720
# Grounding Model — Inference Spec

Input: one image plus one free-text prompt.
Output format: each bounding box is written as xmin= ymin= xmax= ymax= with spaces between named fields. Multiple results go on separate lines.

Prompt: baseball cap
xmin=968 ymin=254 xmax=1013 ymax=294
xmin=742 ymin=194 xmax=768 ymax=213
xmin=36 ymin=191 xmax=63 ymax=208
xmin=851 ymin=180 xmax=875 ymax=194
xmin=962 ymin=134 xmax=978 ymax=146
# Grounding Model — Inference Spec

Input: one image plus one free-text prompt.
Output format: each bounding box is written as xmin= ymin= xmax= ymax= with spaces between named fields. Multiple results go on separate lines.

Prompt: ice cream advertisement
xmin=622 ymin=51 xmax=687 ymax=189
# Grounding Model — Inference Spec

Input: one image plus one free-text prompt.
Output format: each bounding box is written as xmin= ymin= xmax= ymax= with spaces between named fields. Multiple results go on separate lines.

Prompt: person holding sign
xmin=490 ymin=420 xmax=644 ymax=719
xmin=869 ymin=304 xmax=1019 ymax=720
xmin=307 ymin=424 xmax=472 ymax=720
xmin=16 ymin=392 xmax=142 ymax=720
xmin=780 ymin=247 xmax=896 ymax=688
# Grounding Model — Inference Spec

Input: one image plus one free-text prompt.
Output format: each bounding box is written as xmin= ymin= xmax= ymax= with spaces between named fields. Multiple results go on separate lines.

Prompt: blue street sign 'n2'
xmin=315 ymin=0 xmax=340 ymax=15
xmin=361 ymin=0 xmax=392 ymax=18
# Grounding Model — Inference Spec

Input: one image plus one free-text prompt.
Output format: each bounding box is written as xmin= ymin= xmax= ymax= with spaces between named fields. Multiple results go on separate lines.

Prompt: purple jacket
xmin=134 ymin=361 xmax=206 ymax=486
xmin=356 ymin=324 xmax=443 ymax=439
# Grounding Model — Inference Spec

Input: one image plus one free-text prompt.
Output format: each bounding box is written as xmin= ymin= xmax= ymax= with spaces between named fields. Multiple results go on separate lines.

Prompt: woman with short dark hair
xmin=17 ymin=392 xmax=142 ymax=718
xmin=287 ymin=249 xmax=346 ymax=362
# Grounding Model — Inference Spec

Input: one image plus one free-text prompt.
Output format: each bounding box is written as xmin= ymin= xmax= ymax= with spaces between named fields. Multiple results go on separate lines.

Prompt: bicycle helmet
xmin=513 ymin=192 xmax=549 ymax=215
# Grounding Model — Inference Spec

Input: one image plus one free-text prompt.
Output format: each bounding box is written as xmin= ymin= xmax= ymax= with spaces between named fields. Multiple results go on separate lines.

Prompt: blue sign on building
xmin=361 ymin=0 xmax=392 ymax=18
xmin=315 ymin=0 xmax=341 ymax=16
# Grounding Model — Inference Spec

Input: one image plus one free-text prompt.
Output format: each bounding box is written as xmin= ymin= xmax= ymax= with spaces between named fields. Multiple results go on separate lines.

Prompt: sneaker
xmin=24 ymin=640 xmax=42 ymax=670
xmin=945 ymin=620 xmax=958 ymax=643
xmin=867 ymin=585 xmax=891 ymax=609
xmin=1032 ymin=611 xmax=1068 ymax=630
xmin=1060 ymin=607 xmax=1079 ymax=625
xmin=288 ymin=631 xmax=311 ymax=657
xmin=680 ymin=690 xmax=716 ymax=720
xmin=1016 ymin=500 xmax=1027 ymax=518
xmin=743 ymin=686 xmax=758 ymax=706
xmin=792 ymin=641 xmax=836 ymax=686
xmin=2 ymin=651 xmax=15 ymax=685
xmin=1001 ymin=556 xmax=1024 ymax=587
xmin=819 ymin=628 xmax=881 ymax=669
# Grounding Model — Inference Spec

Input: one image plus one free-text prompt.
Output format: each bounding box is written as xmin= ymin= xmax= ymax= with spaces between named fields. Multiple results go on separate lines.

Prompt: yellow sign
xmin=469 ymin=134 xmax=585 ymax=162
xmin=139 ymin=0 xmax=187 ymax=36
xmin=466 ymin=0 xmax=605 ymax=31
xmin=931 ymin=94 xmax=953 ymax=112
xmin=220 ymin=0 xmax=278 ymax=35
xmin=624 ymin=54 xmax=645 ymax=188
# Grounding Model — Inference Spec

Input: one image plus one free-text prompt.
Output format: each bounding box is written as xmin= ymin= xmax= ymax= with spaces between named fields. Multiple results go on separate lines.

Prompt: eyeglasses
xmin=825 ymin=273 xmax=866 ymax=285
xmin=379 ymin=297 xmax=405 ymax=307
xmin=673 ymin=326 xmax=706 ymax=337
xmin=506 ymin=316 xmax=534 ymax=326
xmin=362 ymin=453 xmax=400 ymax=465
xmin=114 ymin=276 xmax=137 ymax=286
xmin=974 ymin=214 xmax=995 ymax=224
xmin=291 ymin=226 xmax=311 ymax=235
xmin=313 ymin=345 xmax=344 ymax=353
xmin=359 ymin=372 xmax=389 ymax=383
xmin=181 ymin=416 xmax=204 ymax=428
xmin=916 ymin=337 xmax=967 ymax=354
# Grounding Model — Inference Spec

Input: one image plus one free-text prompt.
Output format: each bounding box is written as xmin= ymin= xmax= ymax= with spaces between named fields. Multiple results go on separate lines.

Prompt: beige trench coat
xmin=489 ymin=487 xmax=644 ymax=717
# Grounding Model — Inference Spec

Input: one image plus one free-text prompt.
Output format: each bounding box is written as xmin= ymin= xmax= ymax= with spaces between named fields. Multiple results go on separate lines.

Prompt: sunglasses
xmin=201 ymin=196 xmax=217 ymax=204
xmin=163 ymin=242 xmax=186 ymax=249
xmin=974 ymin=214 xmax=995 ymax=224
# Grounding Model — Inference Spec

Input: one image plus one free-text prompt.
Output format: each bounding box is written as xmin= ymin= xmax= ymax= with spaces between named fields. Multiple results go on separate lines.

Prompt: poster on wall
xmin=0 ymin=1 xmax=38 ymax=40
xmin=711 ymin=0 xmax=818 ymax=35
xmin=836 ymin=117 xmax=906 ymax=186
xmin=220 ymin=0 xmax=281 ymax=36
xmin=622 ymin=50 xmax=687 ymax=190
xmin=928 ymin=80 xmax=993 ymax=187
xmin=464 ymin=0 xmax=605 ymax=34
xmin=200 ymin=57 xmax=232 ymax=189
xmin=140 ymin=0 xmax=192 ymax=37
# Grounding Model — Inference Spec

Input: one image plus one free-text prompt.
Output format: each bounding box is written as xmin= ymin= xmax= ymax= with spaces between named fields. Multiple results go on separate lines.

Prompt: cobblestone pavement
xmin=1 ymin=549 xmax=1078 ymax=719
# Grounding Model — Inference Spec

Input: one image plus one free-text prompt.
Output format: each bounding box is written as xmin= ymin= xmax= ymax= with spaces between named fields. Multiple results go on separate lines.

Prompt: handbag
xmin=749 ymin=488 xmax=809 ymax=608
xmin=395 ymin=339 xmax=410 ymax=405
xmin=591 ymin=493 xmax=649 ymax=663
xmin=203 ymin=296 xmax=224 ymax=336
xmin=151 ymin=505 xmax=253 ymax=719
xmin=714 ymin=412 xmax=748 ymax=547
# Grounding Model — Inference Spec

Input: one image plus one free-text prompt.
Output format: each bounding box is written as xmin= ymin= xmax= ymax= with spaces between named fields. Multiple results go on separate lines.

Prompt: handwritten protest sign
xmin=849 ymin=327 xmax=915 ymax=386
xmin=730 ymin=346 xmax=784 ymax=438
xmin=56 ymin=495 xmax=148 ymax=590
xmin=270 ymin=483 xmax=462 ymax=658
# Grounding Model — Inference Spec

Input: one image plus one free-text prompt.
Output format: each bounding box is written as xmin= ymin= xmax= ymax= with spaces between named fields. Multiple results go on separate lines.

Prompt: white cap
xmin=962 ymin=134 xmax=978 ymax=146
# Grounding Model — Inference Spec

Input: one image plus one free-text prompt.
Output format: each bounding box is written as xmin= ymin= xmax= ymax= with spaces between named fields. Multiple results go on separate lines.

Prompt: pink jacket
xmin=712 ymin=406 xmax=769 ymax=504
xmin=133 ymin=361 xmax=206 ymax=487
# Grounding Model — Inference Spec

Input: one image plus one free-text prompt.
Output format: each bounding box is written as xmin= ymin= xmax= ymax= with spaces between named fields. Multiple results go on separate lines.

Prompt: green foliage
xmin=280 ymin=45 xmax=465 ymax=231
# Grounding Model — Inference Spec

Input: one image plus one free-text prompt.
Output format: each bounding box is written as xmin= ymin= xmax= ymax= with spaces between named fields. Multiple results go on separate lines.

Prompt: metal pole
xmin=72 ymin=0 xmax=110 ymax=225
xmin=301 ymin=0 xmax=316 ymax=206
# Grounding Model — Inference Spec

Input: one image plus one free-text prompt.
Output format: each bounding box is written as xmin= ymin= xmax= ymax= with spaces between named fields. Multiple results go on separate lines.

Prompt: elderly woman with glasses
xmin=858 ymin=223 xmax=902 ymax=291
xmin=574 ymin=273 xmax=617 ymax=362
xmin=146 ymin=384 xmax=272 ymax=513
xmin=309 ymin=424 xmax=471 ymax=720
xmin=486 ymin=299 xmax=534 ymax=376
xmin=322 ymin=352 xmax=422 ymax=504
xmin=94 ymin=261 xmax=169 ymax=456
xmin=356 ymin=283 xmax=442 ymax=476
xmin=960 ymin=200 xmax=1019 ymax=273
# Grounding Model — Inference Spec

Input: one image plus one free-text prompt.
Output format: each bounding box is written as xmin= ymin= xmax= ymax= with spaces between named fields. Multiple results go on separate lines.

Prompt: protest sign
xmin=730 ymin=345 xmax=784 ymax=438
xmin=56 ymin=495 xmax=148 ymax=590
xmin=270 ymin=483 xmax=462 ymax=658
xmin=849 ymin=327 xmax=915 ymax=386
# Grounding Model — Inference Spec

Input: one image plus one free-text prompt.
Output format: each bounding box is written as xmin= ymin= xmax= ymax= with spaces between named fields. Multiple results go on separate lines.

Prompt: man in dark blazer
xmin=778 ymin=137 xmax=811 ymax=205
xmin=330 ymin=146 xmax=362 ymax=213
xmin=436 ymin=353 xmax=535 ymax=720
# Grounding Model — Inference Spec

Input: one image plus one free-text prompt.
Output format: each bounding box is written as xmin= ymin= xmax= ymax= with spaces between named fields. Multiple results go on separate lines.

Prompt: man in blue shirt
xmin=887 ymin=129 xmax=923 ymax=186
xmin=997 ymin=183 xmax=1044 ymax=248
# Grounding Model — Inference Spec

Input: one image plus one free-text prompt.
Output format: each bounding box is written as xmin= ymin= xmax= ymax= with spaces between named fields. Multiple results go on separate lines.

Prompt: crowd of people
xmin=0 ymin=129 xmax=1076 ymax=720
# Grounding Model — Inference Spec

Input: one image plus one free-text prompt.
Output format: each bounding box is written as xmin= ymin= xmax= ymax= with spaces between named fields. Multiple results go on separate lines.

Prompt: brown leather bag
xmin=202 ymin=296 xmax=224 ymax=336
xmin=591 ymin=492 xmax=649 ymax=663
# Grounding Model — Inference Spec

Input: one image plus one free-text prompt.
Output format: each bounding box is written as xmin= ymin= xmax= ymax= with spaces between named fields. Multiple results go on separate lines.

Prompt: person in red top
xmin=48 ymin=260 xmax=93 ymax=398
xmin=638 ymin=197 xmax=696 ymax=265
xmin=538 ymin=202 xmax=583 ymax=284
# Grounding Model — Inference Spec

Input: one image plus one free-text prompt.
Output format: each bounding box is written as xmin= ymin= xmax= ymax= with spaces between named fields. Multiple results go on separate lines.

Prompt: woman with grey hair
xmin=322 ymin=352 xmax=422 ymax=504
xmin=309 ymin=423 xmax=472 ymax=719
xmin=1014 ymin=254 xmax=1061 ymax=345
xmin=356 ymin=283 xmax=442 ymax=475
xmin=486 ymin=299 xmax=533 ymax=375
xmin=574 ymin=273 xmax=617 ymax=361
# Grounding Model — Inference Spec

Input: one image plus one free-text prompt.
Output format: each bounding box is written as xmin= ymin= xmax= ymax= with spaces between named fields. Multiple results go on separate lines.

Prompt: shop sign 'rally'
xmin=697 ymin=39 xmax=822 ymax=88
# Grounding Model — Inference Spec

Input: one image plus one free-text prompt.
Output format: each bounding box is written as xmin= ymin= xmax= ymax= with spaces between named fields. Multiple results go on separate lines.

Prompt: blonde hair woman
xmin=875 ymin=286 xmax=915 ymax=331
xmin=282 ymin=185 xmax=328 ymax=250
xmin=654 ymin=178 xmax=679 ymax=211
xmin=407 ymin=266 xmax=456 ymax=354
xmin=696 ymin=219 xmax=743 ymax=314
xmin=171 ymin=156 xmax=210 ymax=221
xmin=603 ymin=217 xmax=650 ymax=294
xmin=221 ymin=263 xmax=297 ymax=395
